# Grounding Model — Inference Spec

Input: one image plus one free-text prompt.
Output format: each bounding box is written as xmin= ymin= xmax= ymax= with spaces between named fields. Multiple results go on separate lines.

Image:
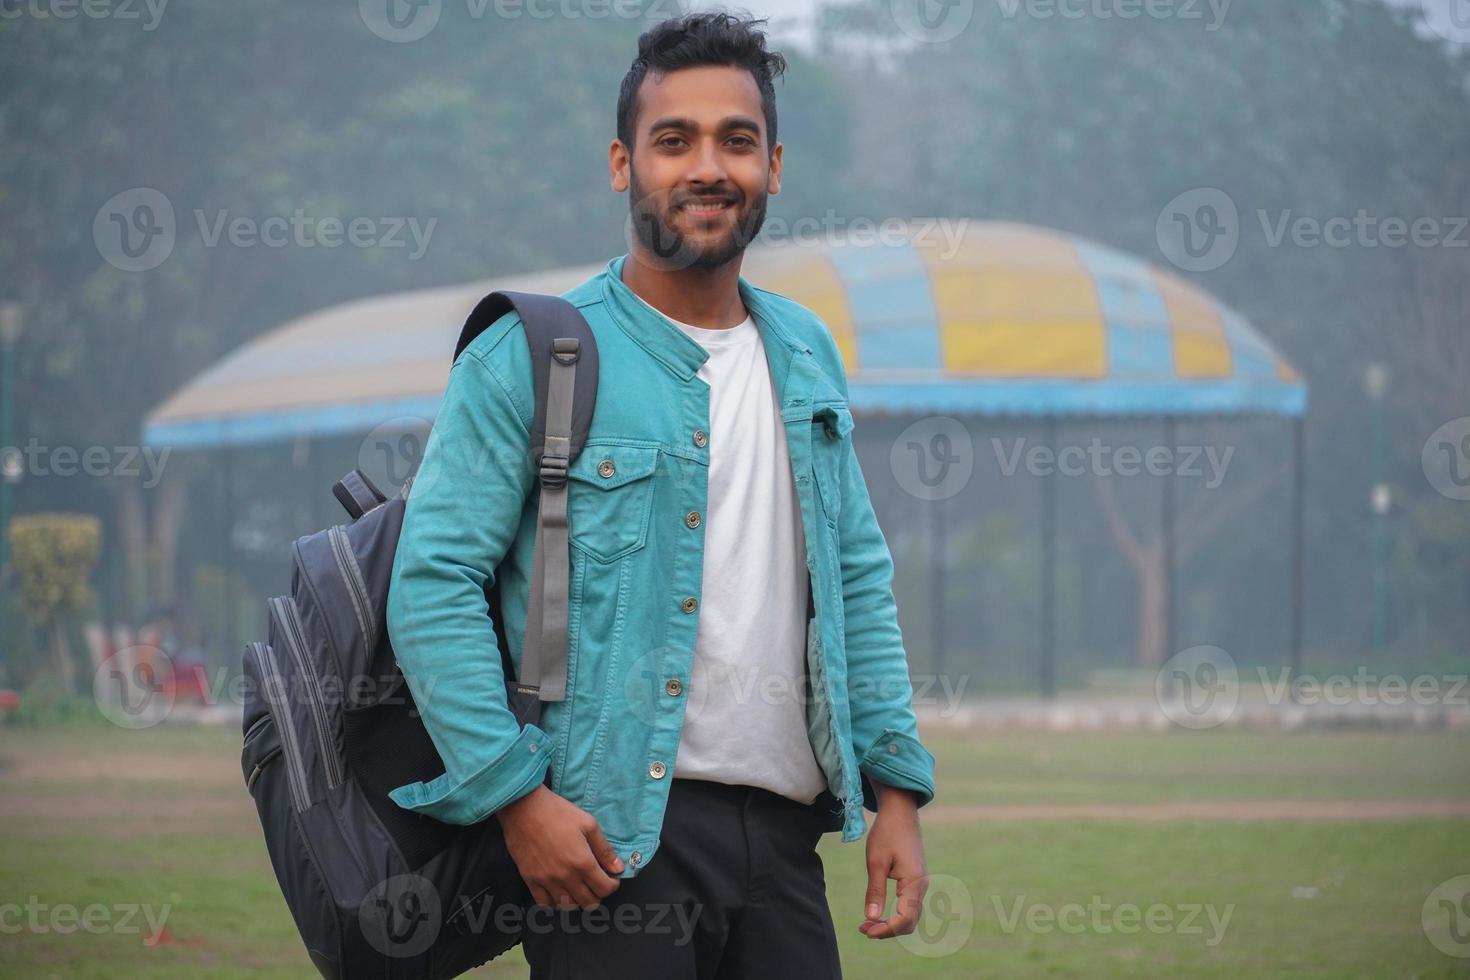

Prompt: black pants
xmin=520 ymin=777 xmax=845 ymax=979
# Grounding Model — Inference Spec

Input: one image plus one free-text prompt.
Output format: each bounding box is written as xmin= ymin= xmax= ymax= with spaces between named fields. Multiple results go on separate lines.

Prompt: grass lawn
xmin=1 ymin=724 xmax=1467 ymax=978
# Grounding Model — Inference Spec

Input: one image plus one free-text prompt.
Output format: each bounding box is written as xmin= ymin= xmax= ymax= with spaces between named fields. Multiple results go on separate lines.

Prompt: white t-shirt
xmin=637 ymin=296 xmax=828 ymax=805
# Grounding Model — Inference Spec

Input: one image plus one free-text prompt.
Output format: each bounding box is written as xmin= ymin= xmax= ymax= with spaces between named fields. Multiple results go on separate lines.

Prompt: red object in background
xmin=163 ymin=660 xmax=209 ymax=703
xmin=0 ymin=689 xmax=19 ymax=712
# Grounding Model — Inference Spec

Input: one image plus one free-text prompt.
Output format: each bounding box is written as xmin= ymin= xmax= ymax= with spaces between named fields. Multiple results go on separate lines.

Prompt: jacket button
xmin=630 ymin=850 xmax=641 ymax=867
xmin=681 ymin=597 xmax=698 ymax=613
xmin=597 ymin=459 xmax=616 ymax=479
xmin=664 ymin=678 xmax=683 ymax=696
xmin=887 ymin=742 xmax=899 ymax=755
xmin=684 ymin=510 xmax=701 ymax=528
xmin=692 ymin=429 xmax=708 ymax=448
xmin=649 ymin=761 xmax=667 ymax=779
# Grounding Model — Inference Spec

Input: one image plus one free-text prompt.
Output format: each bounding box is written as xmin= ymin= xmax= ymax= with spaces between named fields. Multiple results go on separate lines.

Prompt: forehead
xmin=633 ymin=64 xmax=765 ymax=135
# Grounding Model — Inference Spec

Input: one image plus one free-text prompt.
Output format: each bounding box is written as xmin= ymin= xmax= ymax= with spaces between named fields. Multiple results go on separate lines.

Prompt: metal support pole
xmin=1040 ymin=418 xmax=1057 ymax=699
xmin=1163 ymin=417 xmax=1177 ymax=663
xmin=1291 ymin=416 xmax=1305 ymax=681
xmin=929 ymin=471 xmax=945 ymax=677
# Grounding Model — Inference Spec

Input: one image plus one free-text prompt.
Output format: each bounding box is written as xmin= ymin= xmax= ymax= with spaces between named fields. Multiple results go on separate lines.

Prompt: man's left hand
xmin=859 ymin=784 xmax=928 ymax=939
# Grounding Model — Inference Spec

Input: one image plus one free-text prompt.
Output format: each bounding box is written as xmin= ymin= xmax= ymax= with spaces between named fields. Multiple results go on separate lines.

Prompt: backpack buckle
xmin=538 ymin=435 xmax=570 ymax=489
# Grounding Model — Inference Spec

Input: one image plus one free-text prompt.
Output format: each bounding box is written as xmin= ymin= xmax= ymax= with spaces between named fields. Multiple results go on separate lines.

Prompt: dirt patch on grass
xmin=924 ymin=799 xmax=1470 ymax=823
xmin=0 ymin=790 xmax=260 ymax=839
xmin=0 ymin=731 xmax=255 ymax=839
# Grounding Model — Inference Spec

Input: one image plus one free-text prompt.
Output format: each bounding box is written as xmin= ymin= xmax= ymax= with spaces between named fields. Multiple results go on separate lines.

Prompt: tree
xmin=10 ymin=514 xmax=101 ymax=695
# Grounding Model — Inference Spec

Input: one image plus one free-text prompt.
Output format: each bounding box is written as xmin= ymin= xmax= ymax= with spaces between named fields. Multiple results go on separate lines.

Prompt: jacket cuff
xmin=388 ymin=722 xmax=551 ymax=825
xmin=858 ymin=728 xmax=937 ymax=812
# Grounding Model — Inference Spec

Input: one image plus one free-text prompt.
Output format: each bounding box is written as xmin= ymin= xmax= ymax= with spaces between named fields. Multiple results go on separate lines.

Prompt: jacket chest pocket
xmin=566 ymin=445 xmax=660 ymax=563
xmin=811 ymin=404 xmax=853 ymax=529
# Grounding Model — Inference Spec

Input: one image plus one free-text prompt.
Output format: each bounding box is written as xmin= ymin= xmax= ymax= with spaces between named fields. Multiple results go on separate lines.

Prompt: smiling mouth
xmin=677 ymin=199 xmax=735 ymax=218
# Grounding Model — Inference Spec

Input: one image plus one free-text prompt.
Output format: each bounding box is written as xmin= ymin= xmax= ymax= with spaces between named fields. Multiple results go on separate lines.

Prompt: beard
xmin=626 ymin=165 xmax=769 ymax=272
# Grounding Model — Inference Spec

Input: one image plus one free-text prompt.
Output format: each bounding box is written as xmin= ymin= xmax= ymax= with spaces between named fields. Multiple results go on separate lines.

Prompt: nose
xmin=684 ymin=137 xmax=729 ymax=187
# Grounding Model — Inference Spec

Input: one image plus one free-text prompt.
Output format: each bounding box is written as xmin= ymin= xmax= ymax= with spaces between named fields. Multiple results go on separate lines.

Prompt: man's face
xmin=613 ymin=64 xmax=782 ymax=272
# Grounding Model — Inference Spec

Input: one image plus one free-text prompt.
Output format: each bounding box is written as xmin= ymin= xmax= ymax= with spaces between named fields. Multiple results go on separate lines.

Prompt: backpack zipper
xmin=329 ymin=525 xmax=376 ymax=653
xmin=247 ymin=642 xmax=311 ymax=811
xmin=243 ymin=712 xmax=271 ymax=745
xmin=246 ymin=746 xmax=282 ymax=794
xmin=270 ymin=596 xmax=345 ymax=790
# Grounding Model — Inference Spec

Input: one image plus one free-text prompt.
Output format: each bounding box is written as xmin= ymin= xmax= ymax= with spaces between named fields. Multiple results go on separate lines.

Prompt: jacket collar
xmin=599 ymin=253 xmax=813 ymax=387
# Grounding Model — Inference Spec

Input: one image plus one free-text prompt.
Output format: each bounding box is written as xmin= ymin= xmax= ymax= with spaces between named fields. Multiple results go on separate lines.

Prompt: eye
xmin=727 ymin=135 xmax=756 ymax=148
xmin=657 ymin=136 xmax=687 ymax=149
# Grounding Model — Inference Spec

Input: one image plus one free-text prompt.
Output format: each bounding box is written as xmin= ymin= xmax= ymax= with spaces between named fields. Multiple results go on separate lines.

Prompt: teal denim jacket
xmin=385 ymin=254 xmax=937 ymax=877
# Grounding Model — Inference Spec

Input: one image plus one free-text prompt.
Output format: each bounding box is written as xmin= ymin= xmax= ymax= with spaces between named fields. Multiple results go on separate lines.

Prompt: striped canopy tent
xmin=144 ymin=221 xmax=1308 ymax=691
xmin=144 ymin=221 xmax=1303 ymax=448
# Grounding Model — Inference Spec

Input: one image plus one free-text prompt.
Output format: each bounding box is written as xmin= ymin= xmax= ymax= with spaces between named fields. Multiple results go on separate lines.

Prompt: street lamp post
xmin=0 ymin=302 xmax=24 ymax=650
xmin=1365 ymin=363 xmax=1389 ymax=657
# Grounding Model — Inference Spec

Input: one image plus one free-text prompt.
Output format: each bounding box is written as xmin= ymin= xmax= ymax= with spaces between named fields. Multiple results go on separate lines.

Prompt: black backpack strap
xmin=454 ymin=290 xmax=598 ymax=727
xmin=455 ymin=290 xmax=599 ymax=467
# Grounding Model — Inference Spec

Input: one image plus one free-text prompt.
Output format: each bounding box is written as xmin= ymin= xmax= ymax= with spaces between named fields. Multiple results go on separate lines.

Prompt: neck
xmin=620 ymin=247 xmax=748 ymax=329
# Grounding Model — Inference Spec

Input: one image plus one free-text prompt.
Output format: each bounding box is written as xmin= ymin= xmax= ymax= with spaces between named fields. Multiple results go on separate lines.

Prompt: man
xmin=386 ymin=12 xmax=937 ymax=978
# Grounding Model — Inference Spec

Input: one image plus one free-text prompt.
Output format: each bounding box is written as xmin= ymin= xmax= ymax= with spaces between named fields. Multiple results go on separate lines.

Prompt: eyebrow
xmin=645 ymin=115 xmax=763 ymax=138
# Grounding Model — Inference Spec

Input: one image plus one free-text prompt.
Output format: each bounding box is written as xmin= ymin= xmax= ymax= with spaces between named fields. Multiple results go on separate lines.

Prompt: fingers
xmin=530 ymin=832 xmax=622 ymax=913
xmin=860 ymin=873 xmax=929 ymax=940
xmin=863 ymin=853 xmax=891 ymax=922
xmin=584 ymin=819 xmax=626 ymax=878
xmin=531 ymin=872 xmax=601 ymax=912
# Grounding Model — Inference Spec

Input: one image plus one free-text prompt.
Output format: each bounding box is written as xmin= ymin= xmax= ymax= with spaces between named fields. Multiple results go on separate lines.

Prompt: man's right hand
xmin=495 ymin=785 xmax=624 ymax=911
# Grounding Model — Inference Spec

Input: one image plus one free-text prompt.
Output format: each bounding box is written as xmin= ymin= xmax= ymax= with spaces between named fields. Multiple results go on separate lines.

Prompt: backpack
xmin=239 ymin=290 xmax=599 ymax=979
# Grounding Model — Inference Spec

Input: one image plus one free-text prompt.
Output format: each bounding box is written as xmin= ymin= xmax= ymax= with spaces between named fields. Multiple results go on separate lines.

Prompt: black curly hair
xmin=616 ymin=10 xmax=788 ymax=155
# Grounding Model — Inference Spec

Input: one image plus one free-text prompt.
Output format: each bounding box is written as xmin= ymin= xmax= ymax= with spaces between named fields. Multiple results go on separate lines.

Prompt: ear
xmin=767 ymin=141 xmax=783 ymax=196
xmin=610 ymin=139 xmax=630 ymax=193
